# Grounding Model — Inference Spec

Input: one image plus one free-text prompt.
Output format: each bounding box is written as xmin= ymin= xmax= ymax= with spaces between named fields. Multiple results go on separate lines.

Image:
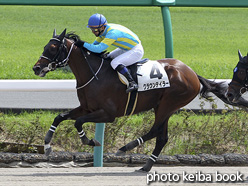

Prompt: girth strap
xmin=124 ymin=91 xmax=138 ymax=116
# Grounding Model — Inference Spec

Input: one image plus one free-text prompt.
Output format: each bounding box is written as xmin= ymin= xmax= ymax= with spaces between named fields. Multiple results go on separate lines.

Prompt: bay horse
xmin=32 ymin=29 xmax=236 ymax=172
xmin=226 ymin=50 xmax=248 ymax=106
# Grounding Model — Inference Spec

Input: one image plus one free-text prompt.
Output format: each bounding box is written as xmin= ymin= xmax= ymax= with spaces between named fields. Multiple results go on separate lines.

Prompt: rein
xmin=80 ymin=48 xmax=99 ymax=81
xmin=76 ymin=58 xmax=104 ymax=90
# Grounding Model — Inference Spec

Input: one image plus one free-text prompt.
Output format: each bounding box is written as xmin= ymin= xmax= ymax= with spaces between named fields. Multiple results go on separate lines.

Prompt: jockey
xmin=75 ymin=13 xmax=144 ymax=93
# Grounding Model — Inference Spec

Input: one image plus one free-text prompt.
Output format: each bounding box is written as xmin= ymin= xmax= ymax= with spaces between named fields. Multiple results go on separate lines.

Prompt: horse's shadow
xmin=14 ymin=171 xmax=147 ymax=178
xmin=14 ymin=173 xmax=248 ymax=183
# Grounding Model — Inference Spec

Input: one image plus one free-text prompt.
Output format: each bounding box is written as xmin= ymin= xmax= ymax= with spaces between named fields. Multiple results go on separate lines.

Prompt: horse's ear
xmin=58 ymin=29 xmax=66 ymax=41
xmin=53 ymin=29 xmax=57 ymax=38
xmin=238 ymin=50 xmax=243 ymax=61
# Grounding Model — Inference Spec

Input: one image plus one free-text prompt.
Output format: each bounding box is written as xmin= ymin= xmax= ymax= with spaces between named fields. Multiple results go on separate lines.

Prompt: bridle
xmin=39 ymin=36 xmax=104 ymax=90
xmin=40 ymin=38 xmax=74 ymax=71
xmin=229 ymin=61 xmax=248 ymax=95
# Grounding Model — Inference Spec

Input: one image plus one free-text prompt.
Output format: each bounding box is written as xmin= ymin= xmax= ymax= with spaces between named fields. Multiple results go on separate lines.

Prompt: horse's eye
xmin=50 ymin=44 xmax=57 ymax=52
xmin=237 ymin=69 xmax=246 ymax=80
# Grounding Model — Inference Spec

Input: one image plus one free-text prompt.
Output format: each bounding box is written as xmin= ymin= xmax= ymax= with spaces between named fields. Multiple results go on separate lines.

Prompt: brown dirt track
xmin=0 ymin=166 xmax=247 ymax=186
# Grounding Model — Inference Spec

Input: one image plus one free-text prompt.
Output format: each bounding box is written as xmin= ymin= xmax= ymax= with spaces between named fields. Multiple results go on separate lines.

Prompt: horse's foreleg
xmin=44 ymin=106 xmax=83 ymax=156
xmin=74 ymin=109 xmax=111 ymax=147
xmin=44 ymin=111 xmax=70 ymax=155
xmin=45 ymin=112 xmax=70 ymax=144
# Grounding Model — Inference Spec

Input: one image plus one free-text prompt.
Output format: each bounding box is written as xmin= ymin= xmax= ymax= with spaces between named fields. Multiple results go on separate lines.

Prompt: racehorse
xmin=32 ymin=29 xmax=237 ymax=172
xmin=226 ymin=50 xmax=248 ymax=105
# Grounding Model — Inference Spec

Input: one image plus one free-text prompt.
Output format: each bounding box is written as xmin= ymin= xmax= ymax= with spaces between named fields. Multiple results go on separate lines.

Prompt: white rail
xmin=0 ymin=80 xmax=76 ymax=92
xmin=0 ymin=80 xmax=78 ymax=109
xmin=0 ymin=79 xmax=245 ymax=110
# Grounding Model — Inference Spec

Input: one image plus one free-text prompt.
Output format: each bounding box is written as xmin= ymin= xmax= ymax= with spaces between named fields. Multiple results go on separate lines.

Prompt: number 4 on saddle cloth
xmin=117 ymin=59 xmax=170 ymax=116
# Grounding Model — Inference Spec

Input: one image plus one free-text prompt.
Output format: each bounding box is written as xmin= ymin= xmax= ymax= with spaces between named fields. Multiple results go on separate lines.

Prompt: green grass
xmin=1 ymin=6 xmax=248 ymax=155
xmin=1 ymin=6 xmax=248 ymax=79
xmin=172 ymin=7 xmax=248 ymax=78
xmin=1 ymin=110 xmax=248 ymax=155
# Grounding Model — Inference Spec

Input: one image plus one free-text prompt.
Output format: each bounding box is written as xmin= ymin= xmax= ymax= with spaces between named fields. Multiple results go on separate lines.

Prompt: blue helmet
xmin=87 ymin=13 xmax=107 ymax=28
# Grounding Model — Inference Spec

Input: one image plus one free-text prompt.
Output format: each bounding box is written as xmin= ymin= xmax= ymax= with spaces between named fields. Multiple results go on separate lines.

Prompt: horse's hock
xmin=0 ymin=152 xmax=247 ymax=167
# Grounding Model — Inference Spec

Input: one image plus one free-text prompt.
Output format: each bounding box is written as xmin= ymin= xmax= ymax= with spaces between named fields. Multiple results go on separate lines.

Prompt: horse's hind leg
xmin=139 ymin=120 xmax=168 ymax=172
xmin=116 ymin=113 xmax=170 ymax=156
xmin=44 ymin=106 xmax=83 ymax=156
xmin=116 ymin=124 xmax=159 ymax=156
xmin=116 ymin=112 xmax=170 ymax=172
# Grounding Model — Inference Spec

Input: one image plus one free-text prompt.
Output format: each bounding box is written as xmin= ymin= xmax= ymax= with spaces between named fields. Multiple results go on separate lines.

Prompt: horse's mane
xmin=65 ymin=32 xmax=80 ymax=42
xmin=65 ymin=32 xmax=107 ymax=58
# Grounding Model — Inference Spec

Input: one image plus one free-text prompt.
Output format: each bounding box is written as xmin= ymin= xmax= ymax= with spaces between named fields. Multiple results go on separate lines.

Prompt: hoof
xmin=116 ymin=150 xmax=126 ymax=156
xmin=89 ymin=139 xmax=101 ymax=146
xmin=44 ymin=144 xmax=52 ymax=156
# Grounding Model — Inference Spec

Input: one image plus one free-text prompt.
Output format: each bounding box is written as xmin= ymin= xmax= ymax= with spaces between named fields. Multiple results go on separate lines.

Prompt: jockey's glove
xmin=101 ymin=52 xmax=110 ymax=59
xmin=75 ymin=40 xmax=85 ymax=48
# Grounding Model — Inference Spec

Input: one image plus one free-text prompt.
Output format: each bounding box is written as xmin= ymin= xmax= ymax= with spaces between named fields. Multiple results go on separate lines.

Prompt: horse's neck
xmin=67 ymin=42 xmax=104 ymax=88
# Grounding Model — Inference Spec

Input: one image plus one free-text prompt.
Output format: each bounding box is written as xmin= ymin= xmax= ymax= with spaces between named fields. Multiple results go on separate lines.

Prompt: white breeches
xmin=108 ymin=43 xmax=144 ymax=69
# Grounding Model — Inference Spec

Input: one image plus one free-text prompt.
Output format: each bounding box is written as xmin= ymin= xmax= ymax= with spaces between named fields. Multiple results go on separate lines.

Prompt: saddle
xmin=116 ymin=58 xmax=149 ymax=116
xmin=117 ymin=58 xmax=170 ymax=116
xmin=118 ymin=58 xmax=149 ymax=86
xmin=118 ymin=58 xmax=170 ymax=92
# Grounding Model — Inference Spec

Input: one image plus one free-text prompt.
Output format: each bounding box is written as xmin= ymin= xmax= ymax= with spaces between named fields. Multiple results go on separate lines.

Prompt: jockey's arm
xmin=84 ymin=37 xmax=116 ymax=53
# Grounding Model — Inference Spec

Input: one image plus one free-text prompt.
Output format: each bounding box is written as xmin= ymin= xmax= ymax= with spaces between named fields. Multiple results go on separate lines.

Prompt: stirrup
xmin=126 ymin=82 xmax=138 ymax=93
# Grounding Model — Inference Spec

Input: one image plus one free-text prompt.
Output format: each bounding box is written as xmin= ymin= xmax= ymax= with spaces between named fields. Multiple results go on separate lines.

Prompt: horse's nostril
xmin=226 ymin=92 xmax=235 ymax=102
xmin=33 ymin=66 xmax=40 ymax=72
xmin=226 ymin=93 xmax=233 ymax=98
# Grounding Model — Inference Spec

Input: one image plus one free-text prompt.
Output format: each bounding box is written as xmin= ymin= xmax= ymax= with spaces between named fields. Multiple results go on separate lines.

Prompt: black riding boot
xmin=116 ymin=64 xmax=138 ymax=93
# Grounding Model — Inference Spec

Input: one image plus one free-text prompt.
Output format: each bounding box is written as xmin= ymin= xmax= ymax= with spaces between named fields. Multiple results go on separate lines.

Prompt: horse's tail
xmin=197 ymin=75 xmax=248 ymax=108
xmin=197 ymin=75 xmax=226 ymax=99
